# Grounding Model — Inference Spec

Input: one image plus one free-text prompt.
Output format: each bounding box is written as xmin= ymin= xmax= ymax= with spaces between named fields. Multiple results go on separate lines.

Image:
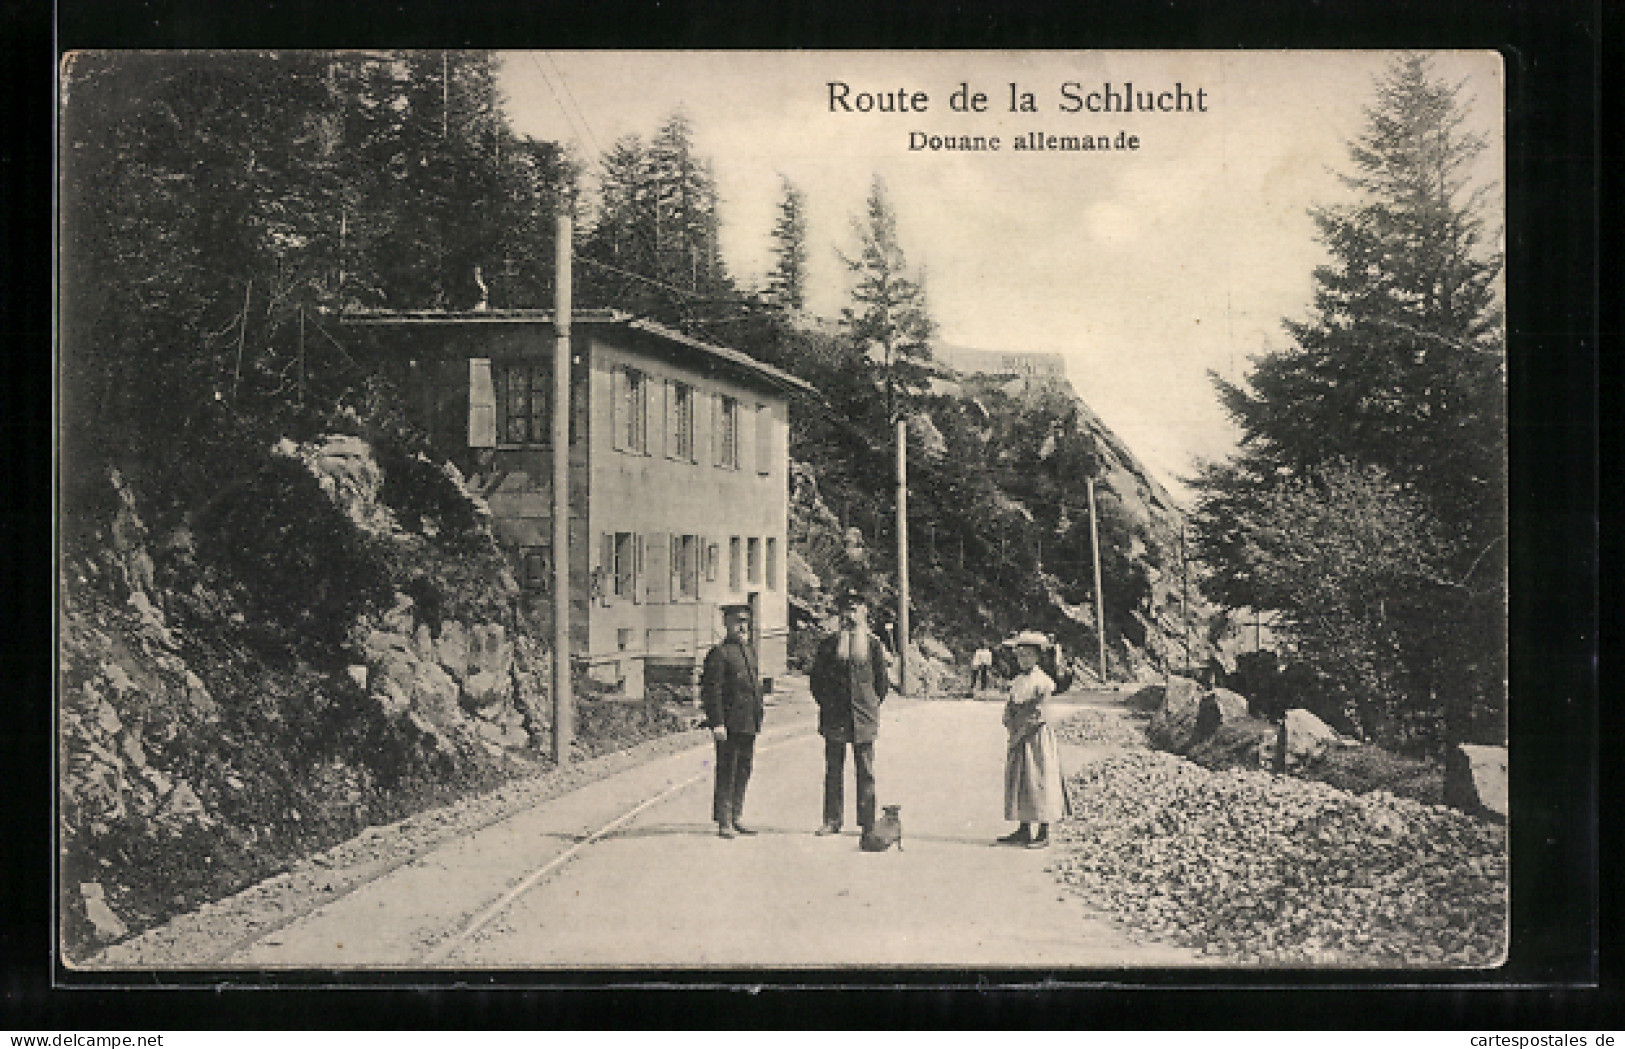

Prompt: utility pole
xmin=551 ymin=212 xmax=573 ymax=764
xmin=1087 ymin=476 xmax=1107 ymax=685
xmin=895 ymin=416 xmax=909 ymax=695
xmin=1181 ymin=518 xmax=1191 ymax=678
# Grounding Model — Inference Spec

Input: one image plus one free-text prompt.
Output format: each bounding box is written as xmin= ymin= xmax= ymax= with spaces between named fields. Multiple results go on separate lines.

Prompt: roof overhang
xmin=339 ymin=308 xmax=816 ymax=398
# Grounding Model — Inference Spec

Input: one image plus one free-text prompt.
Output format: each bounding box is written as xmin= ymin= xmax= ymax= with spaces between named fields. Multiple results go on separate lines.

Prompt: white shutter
xmin=646 ymin=532 xmax=669 ymax=604
xmin=712 ymin=393 xmax=724 ymax=466
xmin=633 ymin=532 xmax=645 ymax=604
xmin=756 ymin=404 xmax=772 ymax=475
xmin=611 ymin=368 xmax=627 ymax=452
xmin=468 ymin=358 xmax=496 ymax=448
xmin=660 ymin=379 xmax=672 ymax=459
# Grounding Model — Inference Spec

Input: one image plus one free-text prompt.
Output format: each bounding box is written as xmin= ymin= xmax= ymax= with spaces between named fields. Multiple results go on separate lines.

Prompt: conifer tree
xmin=1194 ymin=53 xmax=1505 ymax=746
xmin=765 ymin=176 xmax=809 ymax=314
xmin=839 ymin=176 xmax=935 ymax=423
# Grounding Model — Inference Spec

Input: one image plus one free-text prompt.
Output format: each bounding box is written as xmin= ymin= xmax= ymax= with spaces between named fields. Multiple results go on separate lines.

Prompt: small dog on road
xmin=860 ymin=805 xmax=904 ymax=852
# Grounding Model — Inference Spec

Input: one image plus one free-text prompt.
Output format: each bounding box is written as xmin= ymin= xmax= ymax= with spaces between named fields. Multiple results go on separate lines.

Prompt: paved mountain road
xmin=103 ymin=684 xmax=1205 ymax=970
xmin=442 ymin=696 xmax=1199 ymax=968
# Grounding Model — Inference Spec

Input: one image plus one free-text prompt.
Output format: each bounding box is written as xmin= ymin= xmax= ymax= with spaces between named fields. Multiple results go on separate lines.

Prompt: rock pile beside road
xmin=1052 ymin=749 xmax=1507 ymax=966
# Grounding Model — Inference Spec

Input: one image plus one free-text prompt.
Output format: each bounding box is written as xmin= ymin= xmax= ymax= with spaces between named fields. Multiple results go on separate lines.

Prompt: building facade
xmin=344 ymin=309 xmax=813 ymax=697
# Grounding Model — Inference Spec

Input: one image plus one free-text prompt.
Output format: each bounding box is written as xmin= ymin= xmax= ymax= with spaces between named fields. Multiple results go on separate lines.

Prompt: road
xmin=200 ymin=684 xmax=1202 ymax=969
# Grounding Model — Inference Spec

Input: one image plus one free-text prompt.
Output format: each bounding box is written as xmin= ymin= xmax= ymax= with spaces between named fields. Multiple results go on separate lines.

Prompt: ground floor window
xmin=766 ymin=537 xmax=778 ymax=590
xmin=747 ymin=536 xmax=762 ymax=585
xmin=521 ymin=545 xmax=550 ymax=591
xmin=672 ymin=533 xmax=701 ymax=600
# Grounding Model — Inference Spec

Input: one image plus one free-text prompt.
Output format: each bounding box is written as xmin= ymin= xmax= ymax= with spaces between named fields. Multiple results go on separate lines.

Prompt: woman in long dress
xmin=998 ymin=632 xmax=1064 ymax=849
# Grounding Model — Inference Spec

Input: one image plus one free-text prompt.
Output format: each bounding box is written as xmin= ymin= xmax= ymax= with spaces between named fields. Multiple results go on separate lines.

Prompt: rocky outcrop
xmin=1280 ymin=708 xmax=1342 ymax=770
xmin=1145 ymin=676 xmax=1204 ymax=751
xmin=1194 ymin=687 xmax=1250 ymax=741
xmin=276 ymin=434 xmax=397 ymax=535
xmin=1443 ymin=744 xmax=1507 ymax=821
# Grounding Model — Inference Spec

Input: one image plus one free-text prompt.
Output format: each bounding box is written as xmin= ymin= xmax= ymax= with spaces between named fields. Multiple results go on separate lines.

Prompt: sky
xmin=498 ymin=51 xmax=1503 ymax=500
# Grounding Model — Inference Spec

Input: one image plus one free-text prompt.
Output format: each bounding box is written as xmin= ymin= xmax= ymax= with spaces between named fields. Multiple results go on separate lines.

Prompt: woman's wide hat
xmin=1009 ymin=630 xmax=1051 ymax=649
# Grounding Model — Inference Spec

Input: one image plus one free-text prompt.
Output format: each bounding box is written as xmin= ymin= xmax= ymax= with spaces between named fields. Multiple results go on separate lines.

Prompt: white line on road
xmin=419 ymin=732 xmax=811 ymax=965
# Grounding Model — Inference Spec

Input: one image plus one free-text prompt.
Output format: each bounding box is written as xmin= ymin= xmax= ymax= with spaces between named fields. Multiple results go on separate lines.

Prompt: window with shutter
xmin=766 ymin=537 xmax=778 ymax=590
xmin=613 ymin=532 xmax=635 ymax=600
xmin=682 ymin=535 xmax=700 ymax=598
xmin=496 ymin=362 xmax=550 ymax=446
xmin=728 ymin=536 xmax=742 ymax=591
xmin=600 ymin=533 xmax=614 ymax=606
xmin=715 ymin=396 xmax=739 ymax=469
xmin=747 ymin=537 xmax=762 ymax=585
xmin=670 ymin=381 xmax=696 ymax=461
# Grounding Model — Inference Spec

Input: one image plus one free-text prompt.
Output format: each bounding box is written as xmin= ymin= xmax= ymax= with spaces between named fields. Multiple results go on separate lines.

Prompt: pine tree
xmin=579 ymin=111 xmax=729 ymax=330
xmin=1194 ymin=53 xmax=1505 ymax=746
xmin=765 ymin=176 xmax=808 ymax=314
xmin=839 ymin=176 xmax=935 ymax=423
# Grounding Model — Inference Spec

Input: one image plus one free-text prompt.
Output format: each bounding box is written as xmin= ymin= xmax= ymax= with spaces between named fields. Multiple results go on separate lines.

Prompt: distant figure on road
xmin=998 ymin=631 xmax=1063 ymax=849
xmin=809 ymin=590 xmax=891 ymax=837
xmin=700 ymin=604 xmax=764 ymax=839
xmin=970 ymin=645 xmax=994 ymax=694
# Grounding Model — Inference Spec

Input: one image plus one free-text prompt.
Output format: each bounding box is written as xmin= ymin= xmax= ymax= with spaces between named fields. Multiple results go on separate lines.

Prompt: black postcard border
xmin=14 ymin=0 xmax=1608 ymax=1030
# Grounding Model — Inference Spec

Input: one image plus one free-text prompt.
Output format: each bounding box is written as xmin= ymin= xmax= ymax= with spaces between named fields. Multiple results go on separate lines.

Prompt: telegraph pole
xmin=1181 ymin=518 xmax=1191 ymax=678
xmin=895 ymin=416 xmax=909 ymax=695
xmin=1087 ymin=476 xmax=1107 ymax=684
xmin=552 ymin=212 xmax=573 ymax=764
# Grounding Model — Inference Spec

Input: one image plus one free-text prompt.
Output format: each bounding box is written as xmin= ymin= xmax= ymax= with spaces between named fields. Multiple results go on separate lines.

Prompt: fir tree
xmin=839 ymin=176 xmax=935 ymax=423
xmin=1194 ymin=53 xmax=1505 ymax=746
xmin=765 ymin=176 xmax=809 ymax=314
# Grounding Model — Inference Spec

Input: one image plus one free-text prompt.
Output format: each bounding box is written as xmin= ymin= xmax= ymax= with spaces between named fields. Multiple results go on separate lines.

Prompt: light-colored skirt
xmin=1004 ymin=723 xmax=1064 ymax=822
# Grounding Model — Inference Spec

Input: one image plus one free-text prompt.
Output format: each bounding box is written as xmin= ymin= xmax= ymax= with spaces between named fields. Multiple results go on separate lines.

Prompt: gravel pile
xmin=1053 ymin=708 xmax=1151 ymax=749
xmin=1053 ymin=750 xmax=1506 ymax=967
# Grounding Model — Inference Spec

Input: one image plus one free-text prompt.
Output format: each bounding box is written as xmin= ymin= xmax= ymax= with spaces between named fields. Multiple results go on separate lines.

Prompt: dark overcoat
xmin=809 ymin=629 xmax=890 ymax=743
xmin=700 ymin=637 xmax=764 ymax=736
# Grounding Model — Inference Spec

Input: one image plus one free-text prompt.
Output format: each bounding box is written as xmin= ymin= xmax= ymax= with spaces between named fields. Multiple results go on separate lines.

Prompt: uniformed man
xmin=700 ymin=603 xmax=764 ymax=839
xmin=809 ymin=590 xmax=891 ymax=836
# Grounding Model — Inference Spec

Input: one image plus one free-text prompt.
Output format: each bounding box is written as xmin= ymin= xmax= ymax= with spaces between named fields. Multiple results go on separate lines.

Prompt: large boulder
xmin=1443 ymin=743 xmax=1507 ymax=820
xmin=1145 ymin=676 xmax=1203 ymax=751
xmin=1194 ymin=687 xmax=1251 ymax=742
xmin=79 ymin=883 xmax=128 ymax=944
xmin=1279 ymin=708 xmax=1341 ymax=770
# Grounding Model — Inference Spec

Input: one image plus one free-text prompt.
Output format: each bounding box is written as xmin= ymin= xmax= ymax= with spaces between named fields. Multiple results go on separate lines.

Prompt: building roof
xmin=339 ymin=308 xmax=816 ymax=397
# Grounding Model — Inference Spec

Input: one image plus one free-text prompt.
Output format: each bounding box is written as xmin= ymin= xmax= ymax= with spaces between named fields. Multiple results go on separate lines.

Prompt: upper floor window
xmin=614 ymin=366 xmax=648 ymax=454
xmin=715 ymin=395 xmax=739 ymax=469
xmin=497 ymin=362 xmax=550 ymax=446
xmin=669 ymin=381 xmax=696 ymax=462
